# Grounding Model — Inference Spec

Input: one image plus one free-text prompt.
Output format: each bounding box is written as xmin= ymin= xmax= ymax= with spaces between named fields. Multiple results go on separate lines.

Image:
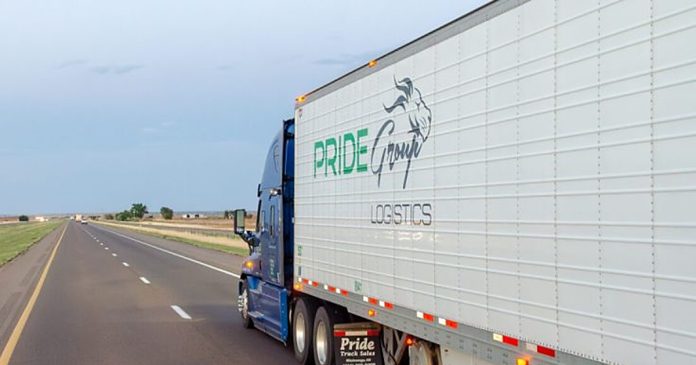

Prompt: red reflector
xmin=503 ymin=336 xmax=519 ymax=347
xmin=384 ymin=302 xmax=394 ymax=309
xmin=366 ymin=330 xmax=380 ymax=336
xmin=334 ymin=331 xmax=346 ymax=337
xmin=328 ymin=286 xmax=336 ymax=292
xmin=312 ymin=281 xmax=319 ymax=287
xmin=445 ymin=320 xmax=458 ymax=329
xmin=368 ymin=298 xmax=378 ymax=305
xmin=340 ymin=290 xmax=349 ymax=296
xmin=537 ymin=346 xmax=556 ymax=357
xmin=301 ymin=279 xmax=309 ymax=284
xmin=423 ymin=313 xmax=434 ymax=322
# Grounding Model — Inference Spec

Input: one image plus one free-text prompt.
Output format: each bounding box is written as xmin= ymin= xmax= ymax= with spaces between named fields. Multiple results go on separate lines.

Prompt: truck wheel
xmin=313 ymin=306 xmax=335 ymax=365
xmin=240 ymin=279 xmax=254 ymax=329
xmin=293 ymin=298 xmax=317 ymax=364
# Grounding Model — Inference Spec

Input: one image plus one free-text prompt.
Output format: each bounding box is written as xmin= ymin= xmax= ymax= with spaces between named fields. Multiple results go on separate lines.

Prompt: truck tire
xmin=293 ymin=298 xmax=317 ymax=364
xmin=240 ymin=279 xmax=254 ymax=329
xmin=313 ymin=306 xmax=336 ymax=365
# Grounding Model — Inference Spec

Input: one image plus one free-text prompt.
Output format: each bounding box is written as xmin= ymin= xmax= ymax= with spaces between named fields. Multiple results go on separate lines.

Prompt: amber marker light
xmin=516 ymin=358 xmax=529 ymax=365
xmin=368 ymin=60 xmax=377 ymax=68
xmin=296 ymin=95 xmax=306 ymax=103
xmin=367 ymin=309 xmax=376 ymax=317
xmin=245 ymin=261 xmax=253 ymax=269
xmin=294 ymin=283 xmax=303 ymax=291
xmin=405 ymin=337 xmax=414 ymax=346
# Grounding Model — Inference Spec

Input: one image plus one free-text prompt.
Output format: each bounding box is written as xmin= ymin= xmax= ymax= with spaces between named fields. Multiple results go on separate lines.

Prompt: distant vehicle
xmin=233 ymin=1 xmax=696 ymax=365
xmin=75 ymin=214 xmax=83 ymax=222
xmin=81 ymin=219 xmax=87 ymax=225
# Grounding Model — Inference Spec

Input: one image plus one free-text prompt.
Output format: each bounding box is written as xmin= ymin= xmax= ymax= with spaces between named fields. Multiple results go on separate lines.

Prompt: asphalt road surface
xmin=0 ymin=221 xmax=295 ymax=365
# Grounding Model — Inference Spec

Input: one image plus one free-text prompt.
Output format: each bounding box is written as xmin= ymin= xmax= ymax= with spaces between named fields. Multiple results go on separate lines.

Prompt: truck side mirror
xmin=234 ymin=209 xmax=246 ymax=234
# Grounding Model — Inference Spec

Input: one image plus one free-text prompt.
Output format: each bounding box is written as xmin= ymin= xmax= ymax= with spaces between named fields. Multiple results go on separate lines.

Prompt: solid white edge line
xmin=93 ymin=225 xmax=240 ymax=278
xmin=171 ymin=305 xmax=192 ymax=320
xmin=140 ymin=277 xmax=150 ymax=284
xmin=123 ymin=262 xmax=129 ymax=267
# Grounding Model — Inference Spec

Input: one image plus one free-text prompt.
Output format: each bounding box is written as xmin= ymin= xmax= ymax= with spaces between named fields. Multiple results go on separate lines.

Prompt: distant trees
xmin=116 ymin=210 xmax=133 ymax=221
xmin=223 ymin=210 xmax=230 ymax=219
xmin=130 ymin=203 xmax=148 ymax=219
xmin=18 ymin=215 xmax=29 ymax=222
xmin=160 ymin=207 xmax=174 ymax=220
xmin=104 ymin=213 xmax=115 ymax=220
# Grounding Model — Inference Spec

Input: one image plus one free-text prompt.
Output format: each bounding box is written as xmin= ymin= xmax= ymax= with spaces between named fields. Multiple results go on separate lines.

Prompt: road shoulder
xmin=0 ymin=223 xmax=66 ymax=353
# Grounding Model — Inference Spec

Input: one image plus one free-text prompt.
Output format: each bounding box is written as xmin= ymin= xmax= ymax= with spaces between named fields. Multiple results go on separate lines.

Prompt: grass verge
xmin=94 ymin=222 xmax=249 ymax=256
xmin=0 ymin=221 xmax=63 ymax=267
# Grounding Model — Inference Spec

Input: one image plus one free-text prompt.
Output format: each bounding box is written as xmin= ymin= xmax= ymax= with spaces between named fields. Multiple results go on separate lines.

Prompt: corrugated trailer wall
xmin=294 ymin=0 xmax=696 ymax=364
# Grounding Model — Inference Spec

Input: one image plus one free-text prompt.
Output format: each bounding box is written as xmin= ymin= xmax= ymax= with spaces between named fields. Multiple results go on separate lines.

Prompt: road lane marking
xmin=105 ymin=247 xmax=109 ymax=250
xmin=0 ymin=224 xmax=67 ymax=365
xmin=123 ymin=262 xmax=130 ymax=267
xmin=171 ymin=305 xmax=192 ymax=320
xmin=140 ymin=277 xmax=151 ymax=284
xmin=100 ymin=243 xmax=103 ymax=246
xmin=112 ymin=253 xmax=117 ymax=257
xmin=93 ymin=225 xmax=240 ymax=278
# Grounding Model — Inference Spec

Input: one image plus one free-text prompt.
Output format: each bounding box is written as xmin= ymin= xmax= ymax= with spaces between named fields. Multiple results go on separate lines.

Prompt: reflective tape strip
xmin=493 ymin=333 xmax=519 ymax=347
xmin=417 ymin=311 xmax=434 ymax=322
xmin=526 ymin=343 xmax=556 ymax=358
xmin=438 ymin=317 xmax=458 ymax=329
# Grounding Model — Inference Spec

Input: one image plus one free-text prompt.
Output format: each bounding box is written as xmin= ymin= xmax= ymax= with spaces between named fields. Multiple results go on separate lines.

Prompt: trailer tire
xmin=313 ymin=306 xmax=335 ymax=365
xmin=240 ymin=279 xmax=254 ymax=329
xmin=293 ymin=298 xmax=317 ymax=364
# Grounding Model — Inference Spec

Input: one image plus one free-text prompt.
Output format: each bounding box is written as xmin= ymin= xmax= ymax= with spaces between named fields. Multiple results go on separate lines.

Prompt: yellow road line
xmin=0 ymin=224 xmax=68 ymax=365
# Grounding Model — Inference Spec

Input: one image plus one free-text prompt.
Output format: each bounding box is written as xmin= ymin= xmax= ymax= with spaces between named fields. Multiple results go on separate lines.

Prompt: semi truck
xmin=233 ymin=0 xmax=696 ymax=364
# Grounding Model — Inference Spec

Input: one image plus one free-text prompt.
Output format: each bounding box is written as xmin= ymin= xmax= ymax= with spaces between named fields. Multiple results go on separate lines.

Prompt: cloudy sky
xmin=0 ymin=0 xmax=488 ymax=215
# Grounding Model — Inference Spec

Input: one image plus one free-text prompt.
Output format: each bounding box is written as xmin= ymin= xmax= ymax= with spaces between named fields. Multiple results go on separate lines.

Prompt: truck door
xmin=261 ymin=192 xmax=282 ymax=286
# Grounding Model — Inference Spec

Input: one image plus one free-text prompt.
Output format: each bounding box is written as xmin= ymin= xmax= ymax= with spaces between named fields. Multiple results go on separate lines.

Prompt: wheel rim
xmin=296 ymin=312 xmax=306 ymax=352
xmin=241 ymin=288 xmax=249 ymax=319
xmin=316 ymin=319 xmax=328 ymax=364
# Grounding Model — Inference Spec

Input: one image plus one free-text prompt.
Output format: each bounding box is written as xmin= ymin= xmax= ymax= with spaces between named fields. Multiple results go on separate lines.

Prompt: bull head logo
xmin=371 ymin=77 xmax=433 ymax=189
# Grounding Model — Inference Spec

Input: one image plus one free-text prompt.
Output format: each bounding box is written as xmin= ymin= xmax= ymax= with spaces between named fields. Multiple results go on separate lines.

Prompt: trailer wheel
xmin=293 ymin=298 xmax=317 ymax=364
xmin=239 ymin=279 xmax=254 ymax=329
xmin=313 ymin=306 xmax=335 ymax=365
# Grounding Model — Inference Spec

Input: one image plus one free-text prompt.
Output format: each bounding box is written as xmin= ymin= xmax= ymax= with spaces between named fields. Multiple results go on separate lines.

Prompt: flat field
xmin=0 ymin=221 xmax=63 ymax=266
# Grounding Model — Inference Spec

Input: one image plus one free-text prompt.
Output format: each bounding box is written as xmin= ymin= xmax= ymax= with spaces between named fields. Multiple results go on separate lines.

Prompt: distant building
xmin=35 ymin=216 xmax=48 ymax=222
xmin=181 ymin=213 xmax=205 ymax=219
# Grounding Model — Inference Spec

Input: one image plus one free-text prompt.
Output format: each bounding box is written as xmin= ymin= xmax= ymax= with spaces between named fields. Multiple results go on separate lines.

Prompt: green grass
xmin=0 ymin=221 xmax=63 ymax=267
xmin=95 ymin=222 xmax=249 ymax=256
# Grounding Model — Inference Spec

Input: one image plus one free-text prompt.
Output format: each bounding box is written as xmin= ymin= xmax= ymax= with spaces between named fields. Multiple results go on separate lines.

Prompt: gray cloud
xmin=90 ymin=64 xmax=144 ymax=75
xmin=58 ymin=59 xmax=89 ymax=69
xmin=314 ymin=49 xmax=387 ymax=66
xmin=217 ymin=64 xmax=235 ymax=72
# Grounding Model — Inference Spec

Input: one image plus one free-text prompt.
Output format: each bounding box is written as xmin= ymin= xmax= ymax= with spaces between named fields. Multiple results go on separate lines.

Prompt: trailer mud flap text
xmin=334 ymin=323 xmax=384 ymax=365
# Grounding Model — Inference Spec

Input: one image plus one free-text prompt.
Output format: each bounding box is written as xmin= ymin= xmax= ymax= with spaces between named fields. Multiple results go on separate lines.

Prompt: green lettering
xmin=343 ymin=132 xmax=356 ymax=174
xmin=314 ymin=141 xmax=325 ymax=178
xmin=357 ymin=128 xmax=368 ymax=172
xmin=326 ymin=137 xmax=337 ymax=176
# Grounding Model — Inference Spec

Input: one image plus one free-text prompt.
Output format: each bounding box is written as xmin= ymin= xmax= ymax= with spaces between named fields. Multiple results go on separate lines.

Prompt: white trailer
xmin=292 ymin=0 xmax=696 ymax=364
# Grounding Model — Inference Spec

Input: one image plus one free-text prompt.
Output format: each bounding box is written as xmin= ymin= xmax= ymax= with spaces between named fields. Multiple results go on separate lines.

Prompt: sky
xmin=0 ymin=0 xmax=488 ymax=215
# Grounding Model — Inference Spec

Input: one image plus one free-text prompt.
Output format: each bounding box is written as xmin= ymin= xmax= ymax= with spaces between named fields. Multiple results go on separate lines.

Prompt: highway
xmin=0 ymin=221 xmax=295 ymax=365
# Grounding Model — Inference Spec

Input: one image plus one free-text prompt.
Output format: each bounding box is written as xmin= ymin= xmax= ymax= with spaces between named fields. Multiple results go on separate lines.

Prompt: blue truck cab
xmin=235 ymin=119 xmax=295 ymax=343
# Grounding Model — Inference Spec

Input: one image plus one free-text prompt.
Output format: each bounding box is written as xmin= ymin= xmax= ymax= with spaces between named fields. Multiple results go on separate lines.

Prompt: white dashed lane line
xmin=122 ymin=262 xmax=130 ymax=267
xmin=112 ymin=253 xmax=117 ymax=257
xmin=105 ymin=247 xmax=109 ymax=250
xmin=92 ymin=225 xmax=240 ymax=278
xmin=139 ymin=277 xmax=151 ymax=285
xmin=171 ymin=305 xmax=192 ymax=320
